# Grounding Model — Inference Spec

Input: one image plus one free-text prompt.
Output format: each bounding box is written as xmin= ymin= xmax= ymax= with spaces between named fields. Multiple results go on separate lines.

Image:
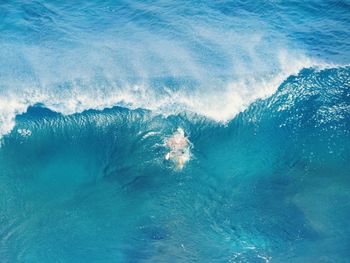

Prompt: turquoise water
xmin=0 ymin=1 xmax=350 ymax=262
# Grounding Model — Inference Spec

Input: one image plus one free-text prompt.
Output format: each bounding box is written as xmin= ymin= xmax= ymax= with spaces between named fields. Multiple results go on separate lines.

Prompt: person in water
xmin=165 ymin=128 xmax=191 ymax=170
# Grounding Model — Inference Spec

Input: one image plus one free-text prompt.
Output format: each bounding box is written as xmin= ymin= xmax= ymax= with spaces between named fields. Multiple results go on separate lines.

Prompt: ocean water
xmin=0 ymin=1 xmax=350 ymax=262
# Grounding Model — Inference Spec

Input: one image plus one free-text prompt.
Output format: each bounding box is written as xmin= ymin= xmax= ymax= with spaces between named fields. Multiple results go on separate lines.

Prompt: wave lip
xmin=0 ymin=52 xmax=335 ymax=140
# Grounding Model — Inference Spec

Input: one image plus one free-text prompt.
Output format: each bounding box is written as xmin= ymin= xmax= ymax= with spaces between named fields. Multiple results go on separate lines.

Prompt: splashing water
xmin=0 ymin=1 xmax=349 ymax=262
xmin=165 ymin=128 xmax=191 ymax=170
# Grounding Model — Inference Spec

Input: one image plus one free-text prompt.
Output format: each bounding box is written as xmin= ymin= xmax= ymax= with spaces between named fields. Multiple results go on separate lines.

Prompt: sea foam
xmin=0 ymin=52 xmax=332 ymax=140
xmin=0 ymin=0 xmax=337 ymax=139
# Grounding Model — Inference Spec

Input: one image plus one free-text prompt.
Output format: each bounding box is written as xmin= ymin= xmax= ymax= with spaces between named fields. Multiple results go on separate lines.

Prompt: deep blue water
xmin=0 ymin=1 xmax=350 ymax=262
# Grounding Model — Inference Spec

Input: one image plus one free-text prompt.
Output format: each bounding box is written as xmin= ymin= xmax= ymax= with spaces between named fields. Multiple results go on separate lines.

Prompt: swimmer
xmin=165 ymin=128 xmax=191 ymax=170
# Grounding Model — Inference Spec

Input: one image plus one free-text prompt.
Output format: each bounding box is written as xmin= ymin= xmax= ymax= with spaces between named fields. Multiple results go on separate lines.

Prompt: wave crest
xmin=0 ymin=52 xmax=333 ymax=139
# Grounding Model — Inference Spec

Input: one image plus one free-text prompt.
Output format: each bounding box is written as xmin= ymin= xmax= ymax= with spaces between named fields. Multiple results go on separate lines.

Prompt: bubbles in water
xmin=17 ymin=129 xmax=32 ymax=137
xmin=164 ymin=128 xmax=191 ymax=170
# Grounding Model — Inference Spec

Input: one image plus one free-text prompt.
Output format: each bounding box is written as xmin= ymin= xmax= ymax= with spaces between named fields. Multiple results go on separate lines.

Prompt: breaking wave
xmin=0 ymin=0 xmax=349 ymax=262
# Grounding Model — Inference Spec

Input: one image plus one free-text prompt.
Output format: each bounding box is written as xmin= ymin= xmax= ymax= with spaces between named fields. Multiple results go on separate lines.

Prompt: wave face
xmin=0 ymin=1 xmax=350 ymax=262
xmin=1 ymin=67 xmax=349 ymax=262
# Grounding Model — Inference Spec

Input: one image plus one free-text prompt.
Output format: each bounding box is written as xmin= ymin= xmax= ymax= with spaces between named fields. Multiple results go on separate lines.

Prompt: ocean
xmin=0 ymin=1 xmax=349 ymax=262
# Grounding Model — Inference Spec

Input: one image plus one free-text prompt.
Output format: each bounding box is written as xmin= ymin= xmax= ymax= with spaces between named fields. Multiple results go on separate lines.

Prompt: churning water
xmin=0 ymin=1 xmax=349 ymax=262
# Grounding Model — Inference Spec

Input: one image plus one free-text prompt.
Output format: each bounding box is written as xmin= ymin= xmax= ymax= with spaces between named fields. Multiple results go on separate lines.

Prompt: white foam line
xmin=0 ymin=55 xmax=341 ymax=140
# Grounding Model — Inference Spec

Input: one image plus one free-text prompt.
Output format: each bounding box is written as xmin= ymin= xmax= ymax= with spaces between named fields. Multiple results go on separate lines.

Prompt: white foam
xmin=0 ymin=0 xmax=344 ymax=140
xmin=165 ymin=128 xmax=191 ymax=170
xmin=17 ymin=129 xmax=32 ymax=137
xmin=0 ymin=51 xmax=334 ymax=140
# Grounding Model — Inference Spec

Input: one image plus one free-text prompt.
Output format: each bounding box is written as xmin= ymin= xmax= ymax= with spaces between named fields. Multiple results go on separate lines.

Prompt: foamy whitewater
xmin=0 ymin=1 xmax=349 ymax=262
